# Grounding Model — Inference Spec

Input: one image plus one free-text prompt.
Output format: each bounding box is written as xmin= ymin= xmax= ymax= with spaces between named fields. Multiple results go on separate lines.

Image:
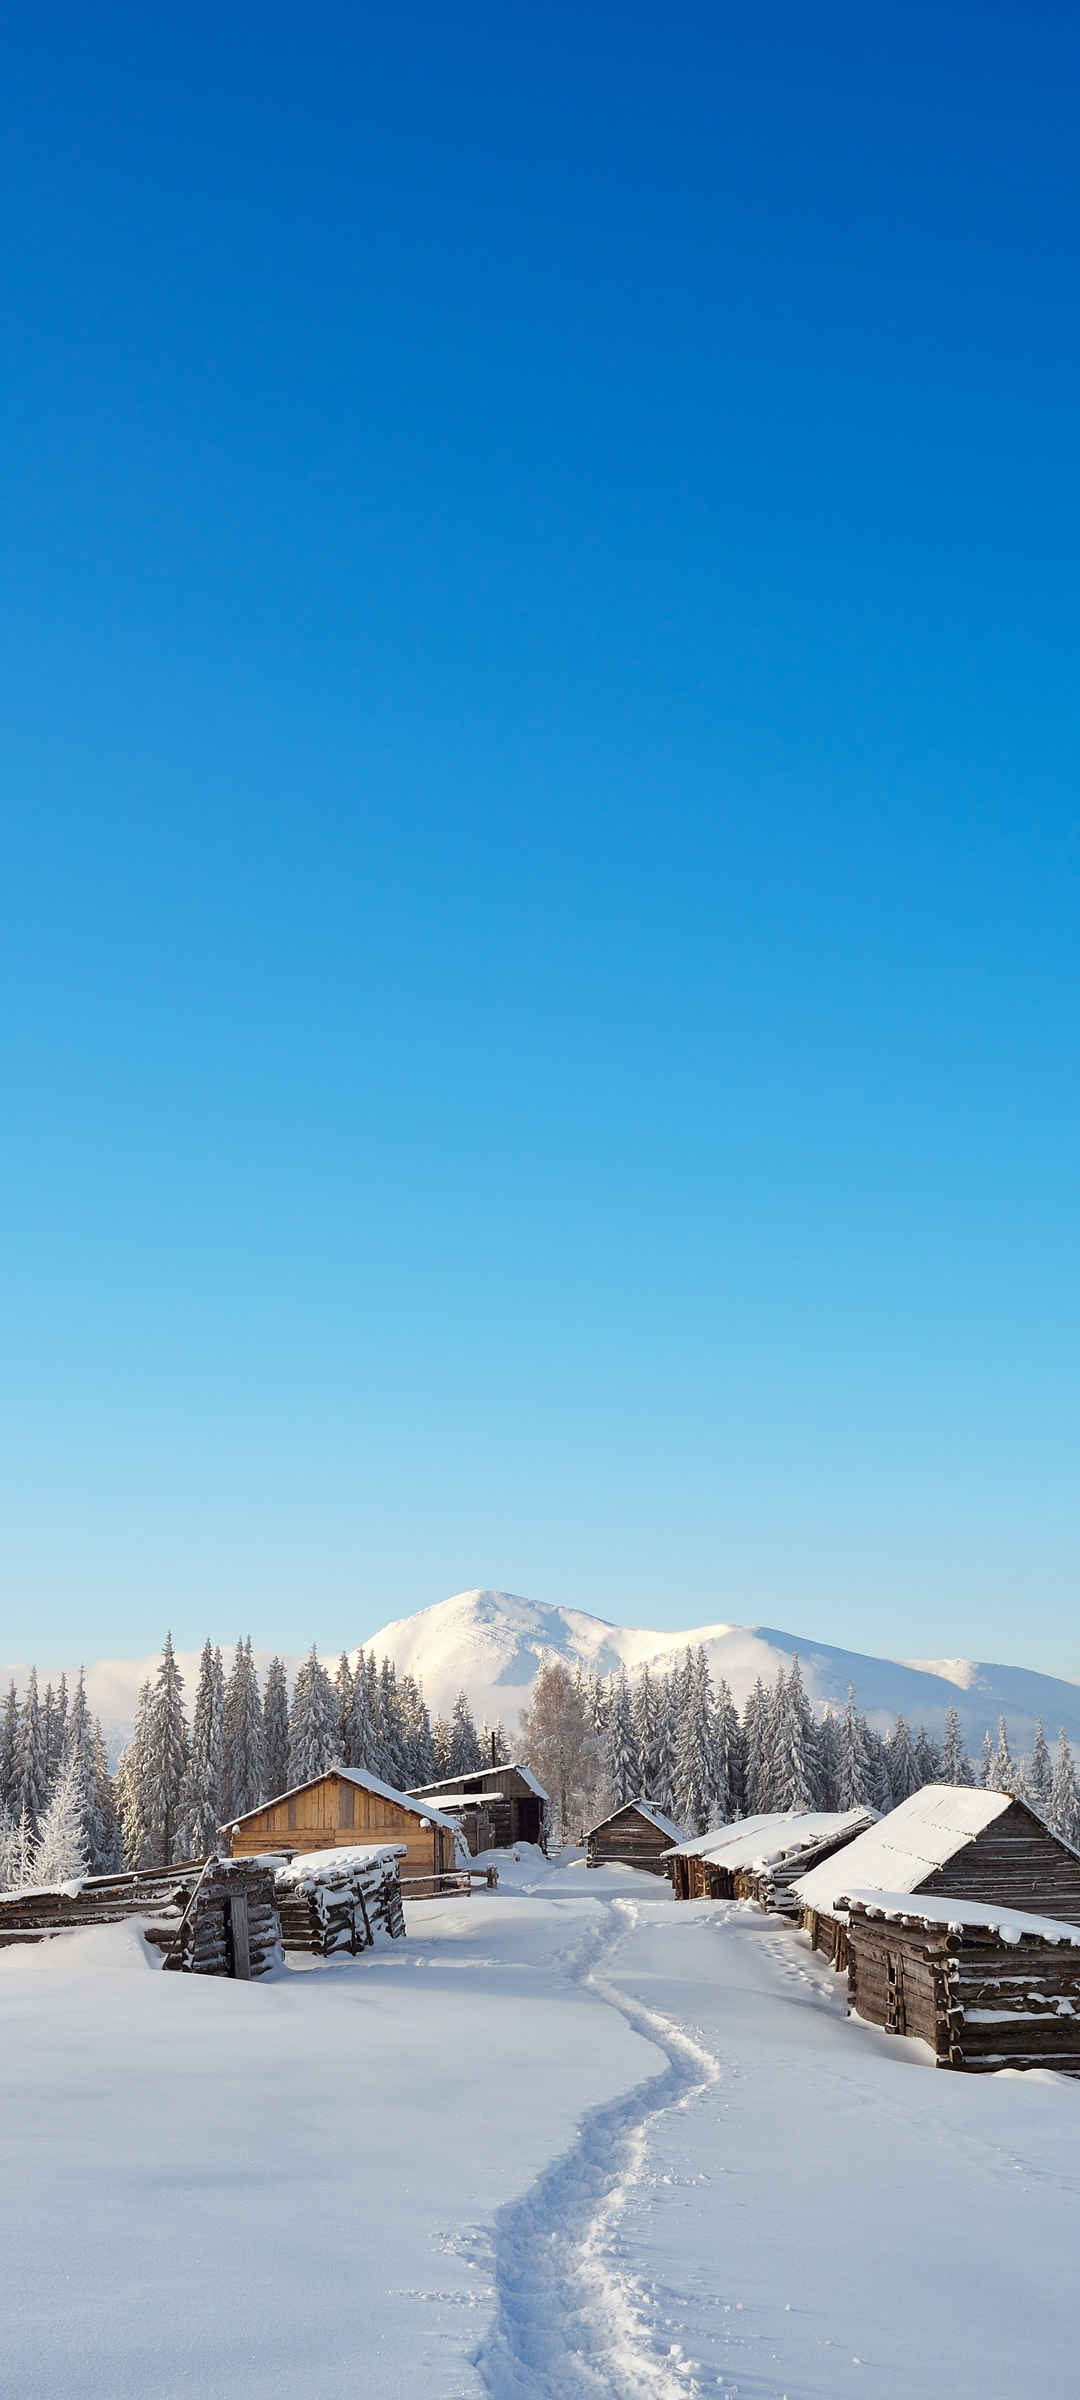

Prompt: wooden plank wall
xmin=230 ymin=1774 xmax=453 ymax=1877
xmin=587 ymin=1814 xmax=673 ymax=1873
xmin=918 ymin=1803 xmax=1080 ymax=1923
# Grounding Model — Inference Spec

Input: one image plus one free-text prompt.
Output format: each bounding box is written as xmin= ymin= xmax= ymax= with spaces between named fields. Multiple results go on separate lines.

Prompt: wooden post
xmin=226 ymin=1890 xmax=251 ymax=1981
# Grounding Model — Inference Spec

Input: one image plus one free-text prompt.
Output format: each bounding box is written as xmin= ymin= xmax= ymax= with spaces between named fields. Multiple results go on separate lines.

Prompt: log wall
xmin=846 ymin=1905 xmax=1080 ymax=2075
xmin=587 ymin=1813 xmax=674 ymax=1874
xmin=917 ymin=1801 xmax=1080 ymax=1924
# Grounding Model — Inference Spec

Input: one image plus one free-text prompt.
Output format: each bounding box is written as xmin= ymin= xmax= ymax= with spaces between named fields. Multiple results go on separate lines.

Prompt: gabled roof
xmin=411 ymin=1761 xmax=550 ymax=1804
xmin=664 ymin=1809 xmax=874 ymax=1871
xmin=221 ymin=1763 xmax=463 ymax=1838
xmin=794 ymin=1785 xmax=1015 ymax=1920
xmin=585 ymin=1799 xmax=683 ymax=1842
xmin=845 ymin=1890 xmax=1080 ymax=1948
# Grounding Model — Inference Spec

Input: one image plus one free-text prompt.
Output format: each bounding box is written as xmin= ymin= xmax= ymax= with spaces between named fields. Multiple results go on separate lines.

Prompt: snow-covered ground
xmin=2 ymin=1850 xmax=1078 ymax=2398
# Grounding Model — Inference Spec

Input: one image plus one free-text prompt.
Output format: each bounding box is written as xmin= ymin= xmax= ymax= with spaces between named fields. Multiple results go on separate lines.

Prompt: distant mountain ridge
xmin=7 ymin=1586 xmax=1080 ymax=1762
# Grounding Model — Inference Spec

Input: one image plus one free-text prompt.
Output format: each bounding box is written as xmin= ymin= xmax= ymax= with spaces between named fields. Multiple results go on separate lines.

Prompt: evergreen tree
xmin=489 ymin=1720 xmax=511 ymax=1768
xmin=712 ymin=1675 xmax=744 ymax=1824
xmin=41 ymin=1684 xmax=59 ymax=1797
xmin=181 ymin=1639 xmax=226 ymax=1855
xmin=1049 ymin=1731 xmax=1080 ymax=1847
xmin=52 ymin=1672 xmax=69 ymax=1787
xmin=448 ymin=1688 xmax=483 ymax=1779
xmin=741 ymin=1678 xmax=769 ymax=1816
xmin=940 ymin=1705 xmax=974 ymax=1787
xmin=766 ymin=1657 xmax=820 ymax=1812
xmin=222 ymin=1638 xmax=264 ymax=1820
xmin=431 ymin=1716 xmax=452 ymax=1779
xmin=0 ymin=1681 xmax=19 ymax=1814
xmin=980 ymin=1728 xmax=994 ymax=1788
xmin=145 ymin=1632 xmax=189 ymax=1865
xmin=834 ymin=1687 xmax=877 ymax=1811
xmin=262 ymin=1654 xmax=290 ymax=1796
xmin=343 ymin=1651 xmax=377 ymax=1772
xmin=630 ymin=1663 xmax=662 ymax=1796
xmin=912 ymin=1725 xmax=941 ymax=1788
xmin=817 ymin=1709 xmax=841 ymax=1810
xmin=379 ymin=1659 xmax=410 ymax=1787
xmin=33 ymin=1744 xmax=88 ymax=1885
xmin=89 ymin=1718 xmax=123 ymax=1872
xmin=673 ymin=1653 xmax=715 ymax=1834
xmin=401 ymin=1676 xmax=436 ymax=1785
xmin=988 ymin=1715 xmax=1016 ymax=1795
xmin=287 ymin=1645 xmax=337 ymax=1784
xmin=886 ymin=1715 xmax=919 ymax=1805
xmin=14 ymin=1668 xmax=47 ymax=1837
xmin=334 ymin=1653 xmax=355 ymax=1753
xmin=652 ymin=1671 xmax=679 ymax=1817
xmin=116 ymin=1680 xmax=155 ymax=1868
xmin=0 ymin=1803 xmax=20 ymax=1892
xmin=1027 ymin=1719 xmax=1053 ymax=1810
xmin=606 ymin=1668 xmax=640 ymax=1807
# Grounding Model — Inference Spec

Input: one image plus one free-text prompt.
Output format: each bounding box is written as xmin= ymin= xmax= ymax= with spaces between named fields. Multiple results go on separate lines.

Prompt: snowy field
xmin=2 ymin=1853 xmax=1078 ymax=2400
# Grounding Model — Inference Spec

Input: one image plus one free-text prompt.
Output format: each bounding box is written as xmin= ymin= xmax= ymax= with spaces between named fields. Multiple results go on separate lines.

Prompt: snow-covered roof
xmin=586 ymin=1799 xmax=683 ymax=1842
xmin=664 ymin=1809 xmax=874 ymax=1871
xmin=221 ymin=1763 xmax=463 ymax=1839
xmin=411 ymin=1761 xmax=550 ymax=1804
xmin=794 ymin=1786 xmax=1014 ymax=1920
xmin=274 ymin=1843 xmax=406 ymax=1892
xmin=845 ymin=1890 xmax=1080 ymax=1948
xmin=413 ymin=1790 xmax=505 ymax=1807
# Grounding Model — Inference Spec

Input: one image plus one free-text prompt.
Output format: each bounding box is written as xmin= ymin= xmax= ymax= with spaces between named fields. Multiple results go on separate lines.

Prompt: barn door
xmin=886 ymin=1949 xmax=905 ymax=2036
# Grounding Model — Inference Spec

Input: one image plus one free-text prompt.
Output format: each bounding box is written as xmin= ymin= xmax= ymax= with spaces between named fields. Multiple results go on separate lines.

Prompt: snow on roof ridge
xmin=584 ymin=1798 xmax=684 ymax=1841
xmin=221 ymin=1761 xmax=463 ymax=1837
xmin=843 ymin=1888 xmax=1080 ymax=1947
xmin=663 ymin=1808 xmax=874 ymax=1867
xmin=793 ymin=1783 xmax=1017 ymax=1918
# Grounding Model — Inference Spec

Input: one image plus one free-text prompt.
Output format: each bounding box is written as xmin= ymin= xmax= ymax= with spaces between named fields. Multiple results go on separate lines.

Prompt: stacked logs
xmin=273 ymin=1844 xmax=407 ymax=1959
xmin=0 ymin=1860 xmax=203 ymax=1949
xmin=157 ymin=1859 xmax=282 ymax=1979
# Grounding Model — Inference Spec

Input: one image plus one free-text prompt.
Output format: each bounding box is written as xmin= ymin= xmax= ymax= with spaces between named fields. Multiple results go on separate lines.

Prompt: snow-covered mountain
xmin=361 ymin=1588 xmax=1080 ymax=1758
xmin=7 ymin=1586 xmax=1080 ymax=1761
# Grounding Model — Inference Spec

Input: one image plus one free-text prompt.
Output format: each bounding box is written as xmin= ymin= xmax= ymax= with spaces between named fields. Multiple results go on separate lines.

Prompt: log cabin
xmin=585 ymin=1800 xmax=683 ymax=1873
xmin=409 ymin=1762 xmax=549 ymax=1853
xmin=222 ymin=1766 xmax=463 ymax=1880
xmin=845 ymin=1894 xmax=1080 ymax=2075
xmin=795 ymin=1786 xmax=1080 ymax=1972
xmin=664 ymin=1810 xmax=875 ymax=1905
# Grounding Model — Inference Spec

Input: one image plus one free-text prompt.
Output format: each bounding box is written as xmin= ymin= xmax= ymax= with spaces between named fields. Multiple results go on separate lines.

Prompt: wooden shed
xmin=223 ymin=1766 xmax=462 ymax=1881
xmin=585 ymin=1800 xmax=682 ymax=1873
xmin=795 ymin=1786 xmax=1080 ymax=1973
xmin=665 ymin=1810 xmax=875 ymax=1906
xmin=845 ymin=1894 xmax=1080 ymax=2075
xmin=410 ymin=1762 xmax=549 ymax=1853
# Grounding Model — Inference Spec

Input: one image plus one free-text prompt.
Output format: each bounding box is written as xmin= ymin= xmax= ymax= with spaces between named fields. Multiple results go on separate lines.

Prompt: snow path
xmin=471 ymin=1894 xmax=721 ymax=2399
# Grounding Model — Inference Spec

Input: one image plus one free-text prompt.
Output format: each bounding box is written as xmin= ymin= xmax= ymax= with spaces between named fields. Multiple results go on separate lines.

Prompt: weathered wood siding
xmin=847 ymin=1907 xmax=1080 ymax=2075
xmin=229 ymin=1773 xmax=454 ymax=1877
xmin=917 ymin=1801 xmax=1080 ymax=1923
xmin=587 ymin=1811 xmax=674 ymax=1874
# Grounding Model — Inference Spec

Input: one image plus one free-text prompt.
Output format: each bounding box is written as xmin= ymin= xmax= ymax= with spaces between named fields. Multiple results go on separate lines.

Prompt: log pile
xmin=846 ymin=1900 xmax=1080 ymax=2075
xmin=273 ymin=1844 xmax=407 ymax=1958
xmin=158 ymin=1859 xmax=282 ymax=1979
xmin=0 ymin=1860 xmax=204 ymax=1949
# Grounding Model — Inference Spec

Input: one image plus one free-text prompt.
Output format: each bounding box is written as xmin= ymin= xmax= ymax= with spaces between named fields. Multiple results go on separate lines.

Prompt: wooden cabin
xmin=665 ymin=1811 xmax=875 ymax=1906
xmin=796 ymin=1786 xmax=1080 ymax=1973
xmin=585 ymin=1800 xmax=682 ymax=1874
xmin=845 ymin=1895 xmax=1080 ymax=2075
xmin=223 ymin=1766 xmax=462 ymax=1881
xmin=410 ymin=1762 xmax=549 ymax=1853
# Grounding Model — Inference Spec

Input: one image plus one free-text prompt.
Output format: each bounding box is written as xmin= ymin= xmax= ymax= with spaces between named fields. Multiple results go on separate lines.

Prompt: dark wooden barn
xmin=845 ymin=1894 xmax=1080 ymax=2074
xmin=665 ymin=1810 xmax=875 ymax=1906
xmin=796 ymin=1786 xmax=1080 ymax=1972
xmin=585 ymin=1800 xmax=682 ymax=1873
xmin=410 ymin=1762 xmax=549 ymax=1853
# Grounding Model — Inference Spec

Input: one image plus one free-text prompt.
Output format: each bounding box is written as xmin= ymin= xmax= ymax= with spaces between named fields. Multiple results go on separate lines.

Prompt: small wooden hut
xmin=585 ymin=1800 xmax=682 ymax=1873
xmin=410 ymin=1762 xmax=549 ymax=1853
xmin=665 ymin=1810 xmax=875 ymax=1905
xmin=845 ymin=1894 xmax=1080 ymax=2074
xmin=273 ymin=1845 xmax=406 ymax=1959
xmin=796 ymin=1786 xmax=1080 ymax=1972
xmin=224 ymin=1766 xmax=462 ymax=1881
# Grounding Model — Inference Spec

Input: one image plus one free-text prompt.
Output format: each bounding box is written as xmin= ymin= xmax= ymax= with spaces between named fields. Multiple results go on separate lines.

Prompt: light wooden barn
xmin=223 ymin=1766 xmax=462 ymax=1880
xmin=844 ymin=1894 xmax=1080 ymax=2075
xmin=585 ymin=1800 xmax=682 ymax=1873
xmin=795 ymin=1786 xmax=1080 ymax=1972
xmin=664 ymin=1810 xmax=875 ymax=1906
xmin=410 ymin=1762 xmax=549 ymax=1853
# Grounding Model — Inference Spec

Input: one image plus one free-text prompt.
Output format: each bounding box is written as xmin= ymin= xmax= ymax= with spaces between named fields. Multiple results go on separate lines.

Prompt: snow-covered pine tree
xmin=606 ymin=1667 xmax=640 ymax=1807
xmin=145 ymin=1632 xmax=189 ymax=1866
xmin=1049 ymin=1731 xmax=1080 ymax=1847
xmin=776 ymin=1656 xmax=821 ymax=1812
xmin=431 ymin=1715 xmax=452 ymax=1779
xmin=630 ymin=1663 xmax=662 ymax=1797
xmin=334 ymin=1653 xmax=355 ymax=1754
xmin=673 ymin=1654 xmax=714 ymax=1835
xmin=401 ymin=1676 xmax=436 ymax=1785
xmin=14 ymin=1668 xmax=47 ymax=1836
xmin=1026 ymin=1719 xmax=1053 ymax=1810
xmin=988 ymin=1715 xmax=1016 ymax=1795
xmin=940 ymin=1705 xmax=974 ymax=1787
xmin=116 ymin=1680 xmax=155 ymax=1868
xmin=287 ymin=1645 xmax=337 ymax=1785
xmin=448 ymin=1688 xmax=483 ymax=1779
xmin=912 ymin=1725 xmax=941 ymax=1789
xmin=89 ymin=1718 xmax=123 ymax=1872
xmin=52 ymin=1673 xmax=68 ymax=1785
xmin=817 ymin=1709 xmax=841 ymax=1810
xmin=490 ymin=1720 xmax=511 ymax=1767
xmin=262 ymin=1654 xmax=290 ymax=1796
xmin=834 ymin=1687 xmax=877 ymax=1811
xmin=885 ymin=1714 xmax=919 ymax=1805
xmin=181 ymin=1638 xmax=226 ymax=1856
xmin=33 ymin=1743 xmax=88 ymax=1885
xmin=652 ymin=1671 xmax=679 ymax=1818
xmin=41 ymin=1684 xmax=59 ymax=1797
xmin=713 ymin=1676 xmax=744 ymax=1822
xmin=379 ymin=1659 xmax=410 ymax=1787
xmin=0 ymin=1680 xmax=19 ymax=1814
xmin=343 ymin=1651 xmax=377 ymax=1772
xmin=741 ymin=1678 xmax=768 ymax=1816
xmin=222 ymin=1638 xmax=264 ymax=1821
xmin=979 ymin=1728 xmax=994 ymax=1788
xmin=363 ymin=1652 xmax=391 ymax=1779
xmin=0 ymin=1803 xmax=20 ymax=1893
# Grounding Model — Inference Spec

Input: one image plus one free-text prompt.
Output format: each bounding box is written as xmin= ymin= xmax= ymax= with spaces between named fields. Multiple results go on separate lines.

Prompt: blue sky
xmin=3 ymin=5 xmax=1078 ymax=1669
